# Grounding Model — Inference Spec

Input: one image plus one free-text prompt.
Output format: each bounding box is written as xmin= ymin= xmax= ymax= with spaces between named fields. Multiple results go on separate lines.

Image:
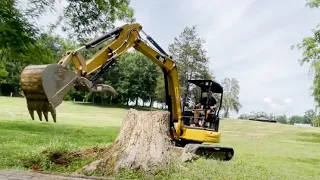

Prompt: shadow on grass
xmin=295 ymin=132 xmax=320 ymax=143
xmin=70 ymin=102 xmax=166 ymax=111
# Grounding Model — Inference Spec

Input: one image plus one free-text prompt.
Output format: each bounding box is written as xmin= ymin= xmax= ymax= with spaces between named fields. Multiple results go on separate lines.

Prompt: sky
xmin=19 ymin=0 xmax=320 ymax=118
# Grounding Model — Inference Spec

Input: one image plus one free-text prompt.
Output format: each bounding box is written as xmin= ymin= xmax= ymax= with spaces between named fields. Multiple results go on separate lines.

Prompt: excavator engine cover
xmin=20 ymin=64 xmax=78 ymax=122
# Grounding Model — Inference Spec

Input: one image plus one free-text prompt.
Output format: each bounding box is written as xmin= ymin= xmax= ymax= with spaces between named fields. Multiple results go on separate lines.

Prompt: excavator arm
xmin=20 ymin=23 xmax=183 ymax=137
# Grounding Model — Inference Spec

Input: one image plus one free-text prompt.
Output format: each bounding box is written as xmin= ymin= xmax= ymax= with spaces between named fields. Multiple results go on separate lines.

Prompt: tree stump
xmin=80 ymin=109 xmax=174 ymax=176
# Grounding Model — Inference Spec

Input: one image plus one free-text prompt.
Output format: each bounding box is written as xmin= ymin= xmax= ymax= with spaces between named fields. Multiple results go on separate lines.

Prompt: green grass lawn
xmin=1 ymin=96 xmax=320 ymax=179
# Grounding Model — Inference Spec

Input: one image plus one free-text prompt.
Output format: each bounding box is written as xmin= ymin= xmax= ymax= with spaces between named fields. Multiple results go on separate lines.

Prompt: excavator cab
xmin=182 ymin=79 xmax=223 ymax=131
xmin=177 ymin=80 xmax=234 ymax=161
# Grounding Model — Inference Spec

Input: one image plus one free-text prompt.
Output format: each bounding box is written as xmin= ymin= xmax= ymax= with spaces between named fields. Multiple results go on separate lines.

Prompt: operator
xmin=192 ymin=94 xmax=217 ymax=127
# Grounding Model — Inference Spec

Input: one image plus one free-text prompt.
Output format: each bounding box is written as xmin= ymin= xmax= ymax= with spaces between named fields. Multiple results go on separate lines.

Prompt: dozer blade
xmin=20 ymin=64 xmax=79 ymax=122
xmin=185 ymin=144 xmax=234 ymax=161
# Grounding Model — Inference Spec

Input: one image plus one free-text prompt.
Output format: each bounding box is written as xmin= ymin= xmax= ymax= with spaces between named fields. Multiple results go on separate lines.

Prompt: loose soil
xmin=22 ymin=147 xmax=108 ymax=172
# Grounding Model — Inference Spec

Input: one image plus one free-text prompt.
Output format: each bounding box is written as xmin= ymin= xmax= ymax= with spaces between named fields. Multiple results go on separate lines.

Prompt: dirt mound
xmin=45 ymin=147 xmax=108 ymax=167
xmin=22 ymin=147 xmax=108 ymax=172
xmin=80 ymin=109 xmax=176 ymax=176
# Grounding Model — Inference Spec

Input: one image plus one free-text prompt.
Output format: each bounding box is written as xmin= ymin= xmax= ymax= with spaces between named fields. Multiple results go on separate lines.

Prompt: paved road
xmin=0 ymin=170 xmax=116 ymax=180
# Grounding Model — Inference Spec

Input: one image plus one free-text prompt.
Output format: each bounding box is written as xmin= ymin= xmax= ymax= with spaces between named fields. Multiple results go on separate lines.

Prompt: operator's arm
xmin=211 ymin=97 xmax=217 ymax=109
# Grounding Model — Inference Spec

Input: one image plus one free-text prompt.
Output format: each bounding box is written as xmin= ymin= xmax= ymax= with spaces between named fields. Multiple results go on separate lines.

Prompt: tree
xmin=0 ymin=62 xmax=8 ymax=83
xmin=303 ymin=109 xmax=315 ymax=124
xmin=292 ymin=0 xmax=320 ymax=109
xmin=0 ymin=0 xmax=78 ymax=88
xmin=305 ymin=0 xmax=320 ymax=7
xmin=0 ymin=0 xmax=43 ymax=94
xmin=220 ymin=77 xmax=242 ymax=118
xmin=25 ymin=0 xmax=135 ymax=42
xmin=136 ymin=52 xmax=160 ymax=106
xmin=288 ymin=115 xmax=304 ymax=124
xmin=0 ymin=0 xmax=39 ymax=54
xmin=314 ymin=116 xmax=320 ymax=127
xmin=154 ymin=69 xmax=166 ymax=104
xmin=275 ymin=114 xmax=288 ymax=124
xmin=0 ymin=0 xmax=39 ymax=77
xmin=238 ymin=114 xmax=251 ymax=120
xmin=115 ymin=51 xmax=159 ymax=105
xmin=168 ymin=25 xmax=212 ymax=104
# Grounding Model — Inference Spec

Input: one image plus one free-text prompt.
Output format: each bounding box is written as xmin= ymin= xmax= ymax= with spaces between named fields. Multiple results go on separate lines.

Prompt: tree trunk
xmin=135 ymin=98 xmax=138 ymax=106
xmin=149 ymin=98 xmax=153 ymax=108
xmin=109 ymin=96 xmax=113 ymax=104
xmin=80 ymin=109 xmax=174 ymax=176
xmin=224 ymin=108 xmax=229 ymax=118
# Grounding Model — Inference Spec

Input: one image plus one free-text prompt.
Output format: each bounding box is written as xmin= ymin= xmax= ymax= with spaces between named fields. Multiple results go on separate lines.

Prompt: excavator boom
xmin=20 ymin=23 xmax=234 ymax=161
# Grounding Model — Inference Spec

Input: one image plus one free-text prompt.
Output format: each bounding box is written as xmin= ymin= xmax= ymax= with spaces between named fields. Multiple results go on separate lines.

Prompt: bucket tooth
xmin=36 ymin=110 xmax=42 ymax=121
xmin=43 ymin=111 xmax=49 ymax=122
xmin=42 ymin=104 xmax=49 ymax=122
xmin=49 ymin=106 xmax=57 ymax=123
xmin=51 ymin=113 xmax=56 ymax=123
xmin=27 ymin=104 xmax=35 ymax=120
xmin=28 ymin=110 xmax=35 ymax=120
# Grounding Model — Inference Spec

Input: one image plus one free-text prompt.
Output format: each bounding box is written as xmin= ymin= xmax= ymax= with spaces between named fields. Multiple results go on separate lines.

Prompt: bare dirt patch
xmin=21 ymin=147 xmax=108 ymax=172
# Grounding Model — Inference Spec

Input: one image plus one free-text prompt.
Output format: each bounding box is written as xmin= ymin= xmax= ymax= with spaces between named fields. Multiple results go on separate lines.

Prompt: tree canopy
xmin=168 ymin=25 xmax=213 ymax=105
xmin=24 ymin=0 xmax=135 ymax=42
xmin=220 ymin=77 xmax=242 ymax=118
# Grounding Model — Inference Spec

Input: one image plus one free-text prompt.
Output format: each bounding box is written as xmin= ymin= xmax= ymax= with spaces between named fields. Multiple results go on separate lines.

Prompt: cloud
xmin=264 ymin=97 xmax=291 ymax=107
xmin=284 ymin=98 xmax=292 ymax=105
xmin=263 ymin=97 xmax=272 ymax=104
xmin=262 ymin=96 xmax=294 ymax=115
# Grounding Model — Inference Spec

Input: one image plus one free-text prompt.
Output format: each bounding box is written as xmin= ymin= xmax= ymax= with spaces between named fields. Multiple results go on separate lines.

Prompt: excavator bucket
xmin=20 ymin=64 xmax=79 ymax=122
xmin=185 ymin=144 xmax=234 ymax=161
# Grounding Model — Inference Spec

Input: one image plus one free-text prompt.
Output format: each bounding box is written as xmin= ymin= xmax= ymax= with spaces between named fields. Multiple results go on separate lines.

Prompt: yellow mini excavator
xmin=20 ymin=23 xmax=234 ymax=161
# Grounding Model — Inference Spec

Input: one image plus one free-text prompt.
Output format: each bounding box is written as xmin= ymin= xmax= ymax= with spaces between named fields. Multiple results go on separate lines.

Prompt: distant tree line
xmin=0 ymin=0 xmax=243 ymax=117
xmin=238 ymin=109 xmax=320 ymax=126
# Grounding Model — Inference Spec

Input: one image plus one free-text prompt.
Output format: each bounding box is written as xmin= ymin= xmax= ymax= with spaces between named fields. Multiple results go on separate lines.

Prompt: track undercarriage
xmin=174 ymin=140 xmax=234 ymax=161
